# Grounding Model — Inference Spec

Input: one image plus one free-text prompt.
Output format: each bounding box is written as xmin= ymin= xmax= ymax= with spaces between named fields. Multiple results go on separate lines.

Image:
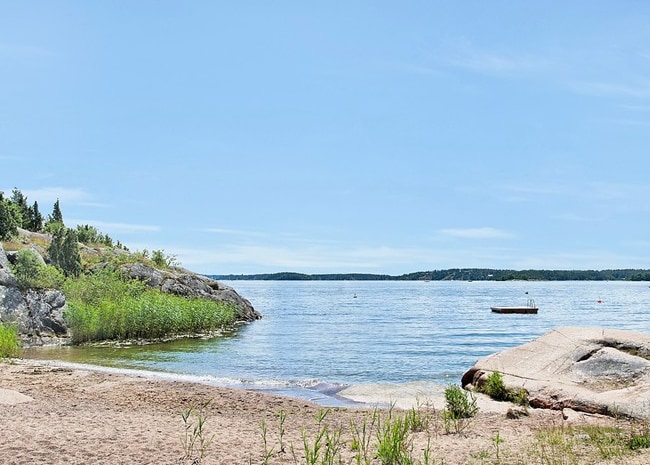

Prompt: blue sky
xmin=2 ymin=2 xmax=649 ymax=275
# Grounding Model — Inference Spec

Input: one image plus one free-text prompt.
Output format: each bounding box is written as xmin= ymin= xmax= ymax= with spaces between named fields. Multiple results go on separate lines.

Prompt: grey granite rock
xmin=462 ymin=327 xmax=650 ymax=420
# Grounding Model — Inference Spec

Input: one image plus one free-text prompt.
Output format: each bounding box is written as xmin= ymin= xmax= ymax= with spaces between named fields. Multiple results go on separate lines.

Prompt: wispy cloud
xmin=553 ymin=213 xmax=605 ymax=223
xmin=500 ymin=181 xmax=650 ymax=203
xmin=1 ymin=187 xmax=89 ymax=205
xmin=432 ymin=38 xmax=549 ymax=77
xmin=67 ymin=219 xmax=161 ymax=234
xmin=610 ymin=119 xmax=650 ymax=127
xmin=168 ymin=243 xmax=429 ymax=274
xmin=0 ymin=43 xmax=55 ymax=58
xmin=570 ymin=79 xmax=650 ymax=99
xmin=199 ymin=227 xmax=267 ymax=238
xmin=439 ymin=227 xmax=514 ymax=239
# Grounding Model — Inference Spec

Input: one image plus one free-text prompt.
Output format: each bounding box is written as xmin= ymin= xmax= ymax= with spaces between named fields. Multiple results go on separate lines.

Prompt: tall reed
xmin=63 ymin=269 xmax=237 ymax=343
xmin=0 ymin=322 xmax=21 ymax=358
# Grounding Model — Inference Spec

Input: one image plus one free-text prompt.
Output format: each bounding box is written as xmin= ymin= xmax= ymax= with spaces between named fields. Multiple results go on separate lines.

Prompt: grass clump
xmin=441 ymin=384 xmax=479 ymax=434
xmin=628 ymin=426 xmax=650 ymax=451
xmin=298 ymin=409 xmax=344 ymax=465
xmin=478 ymin=371 xmax=529 ymax=406
xmin=0 ymin=322 xmax=21 ymax=358
xmin=527 ymin=423 xmax=650 ymax=464
xmin=180 ymin=400 xmax=214 ymax=464
xmin=63 ymin=269 xmax=237 ymax=343
xmin=375 ymin=408 xmax=415 ymax=465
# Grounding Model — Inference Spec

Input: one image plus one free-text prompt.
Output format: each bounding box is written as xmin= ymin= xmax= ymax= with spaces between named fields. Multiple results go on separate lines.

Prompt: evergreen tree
xmin=48 ymin=227 xmax=82 ymax=277
xmin=0 ymin=196 xmax=20 ymax=240
xmin=10 ymin=188 xmax=30 ymax=229
xmin=28 ymin=201 xmax=44 ymax=232
xmin=50 ymin=198 xmax=63 ymax=223
xmin=44 ymin=198 xmax=64 ymax=233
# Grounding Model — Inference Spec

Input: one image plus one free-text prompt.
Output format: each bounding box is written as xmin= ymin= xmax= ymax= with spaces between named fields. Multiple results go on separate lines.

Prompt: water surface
xmin=25 ymin=280 xmax=650 ymax=404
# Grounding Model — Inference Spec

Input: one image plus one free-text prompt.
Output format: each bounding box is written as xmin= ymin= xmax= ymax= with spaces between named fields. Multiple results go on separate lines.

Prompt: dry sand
xmin=1 ymin=359 xmax=649 ymax=465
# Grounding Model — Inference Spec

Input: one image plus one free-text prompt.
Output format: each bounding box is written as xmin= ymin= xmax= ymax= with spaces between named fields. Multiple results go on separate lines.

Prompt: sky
xmin=1 ymin=2 xmax=650 ymax=275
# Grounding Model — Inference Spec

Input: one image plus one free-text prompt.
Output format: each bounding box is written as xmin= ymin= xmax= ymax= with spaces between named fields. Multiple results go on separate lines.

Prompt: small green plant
xmin=478 ymin=371 xmax=529 ymax=406
xmin=404 ymin=399 xmax=432 ymax=432
xmin=302 ymin=409 xmax=344 ymax=465
xmin=180 ymin=400 xmax=214 ymax=464
xmin=530 ymin=426 xmax=577 ymax=465
xmin=480 ymin=371 xmax=508 ymax=401
xmin=0 ymin=322 xmax=21 ymax=358
xmin=260 ymin=419 xmax=274 ymax=465
xmin=277 ymin=409 xmax=287 ymax=454
xmin=152 ymin=249 xmax=178 ymax=269
xmin=375 ymin=406 xmax=415 ymax=465
xmin=492 ymin=431 xmax=504 ymax=460
xmin=441 ymin=384 xmax=479 ymax=434
xmin=628 ymin=428 xmax=650 ymax=450
xmin=350 ymin=410 xmax=376 ymax=465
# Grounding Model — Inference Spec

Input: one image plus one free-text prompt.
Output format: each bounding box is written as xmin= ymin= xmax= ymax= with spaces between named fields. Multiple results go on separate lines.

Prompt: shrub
xmin=0 ymin=322 xmax=21 ymax=358
xmin=12 ymin=249 xmax=65 ymax=290
xmin=478 ymin=371 xmax=529 ymax=406
xmin=480 ymin=371 xmax=509 ymax=401
xmin=444 ymin=384 xmax=479 ymax=419
xmin=442 ymin=384 xmax=479 ymax=434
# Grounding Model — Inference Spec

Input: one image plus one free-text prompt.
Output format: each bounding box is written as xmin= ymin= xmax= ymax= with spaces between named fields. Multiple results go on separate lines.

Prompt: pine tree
xmin=50 ymin=198 xmax=63 ymax=223
xmin=28 ymin=201 xmax=44 ymax=232
xmin=61 ymin=229 xmax=82 ymax=277
xmin=44 ymin=198 xmax=64 ymax=233
xmin=47 ymin=227 xmax=82 ymax=277
xmin=0 ymin=196 xmax=20 ymax=240
xmin=10 ymin=188 xmax=30 ymax=229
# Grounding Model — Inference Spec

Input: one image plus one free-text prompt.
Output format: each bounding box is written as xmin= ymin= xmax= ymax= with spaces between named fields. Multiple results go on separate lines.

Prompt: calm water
xmin=25 ymin=280 xmax=650 ymax=404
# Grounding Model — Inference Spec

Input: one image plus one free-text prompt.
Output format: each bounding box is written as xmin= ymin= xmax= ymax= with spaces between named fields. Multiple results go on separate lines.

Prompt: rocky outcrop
xmin=462 ymin=327 xmax=650 ymax=420
xmin=0 ymin=244 xmax=70 ymax=346
xmin=0 ymin=241 xmax=261 ymax=346
xmin=120 ymin=263 xmax=261 ymax=322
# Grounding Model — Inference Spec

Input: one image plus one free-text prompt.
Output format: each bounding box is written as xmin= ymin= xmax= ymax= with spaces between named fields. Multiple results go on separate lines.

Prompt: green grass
xmin=441 ymin=384 xmax=479 ymax=434
xmin=478 ymin=371 xmax=530 ymax=406
xmin=0 ymin=322 xmax=21 ymax=358
xmin=63 ymin=269 xmax=238 ymax=343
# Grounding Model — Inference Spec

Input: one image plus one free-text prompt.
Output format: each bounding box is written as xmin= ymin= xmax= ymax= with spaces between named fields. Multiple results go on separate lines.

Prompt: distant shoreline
xmin=211 ymin=268 xmax=650 ymax=282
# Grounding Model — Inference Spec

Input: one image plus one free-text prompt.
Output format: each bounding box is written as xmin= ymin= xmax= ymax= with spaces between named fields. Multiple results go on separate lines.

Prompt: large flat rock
xmin=462 ymin=327 xmax=650 ymax=419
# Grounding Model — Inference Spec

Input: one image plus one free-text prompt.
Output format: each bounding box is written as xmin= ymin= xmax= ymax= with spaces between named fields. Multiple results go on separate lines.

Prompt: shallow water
xmin=24 ymin=280 xmax=650 ymax=405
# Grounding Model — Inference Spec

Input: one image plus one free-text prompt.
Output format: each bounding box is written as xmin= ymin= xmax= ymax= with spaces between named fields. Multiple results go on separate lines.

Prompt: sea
xmin=24 ymin=280 xmax=650 ymax=406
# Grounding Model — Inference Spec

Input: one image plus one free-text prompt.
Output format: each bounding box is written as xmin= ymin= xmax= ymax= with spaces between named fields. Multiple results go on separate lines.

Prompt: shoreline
xmin=20 ymin=350 xmax=461 ymax=409
xmin=17 ymin=357 xmax=452 ymax=409
xmin=2 ymin=358 xmax=650 ymax=464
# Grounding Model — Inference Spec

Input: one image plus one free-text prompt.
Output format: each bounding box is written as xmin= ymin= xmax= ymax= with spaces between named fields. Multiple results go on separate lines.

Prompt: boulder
xmin=462 ymin=327 xmax=650 ymax=420
xmin=120 ymin=263 xmax=261 ymax=322
xmin=0 ymin=243 xmax=70 ymax=346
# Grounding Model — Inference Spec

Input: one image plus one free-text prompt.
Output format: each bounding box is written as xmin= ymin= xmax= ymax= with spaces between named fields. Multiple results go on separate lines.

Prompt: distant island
xmin=211 ymin=268 xmax=650 ymax=282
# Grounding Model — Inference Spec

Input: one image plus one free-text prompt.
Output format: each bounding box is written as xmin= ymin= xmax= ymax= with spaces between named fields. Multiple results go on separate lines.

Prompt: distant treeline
xmin=212 ymin=268 xmax=650 ymax=282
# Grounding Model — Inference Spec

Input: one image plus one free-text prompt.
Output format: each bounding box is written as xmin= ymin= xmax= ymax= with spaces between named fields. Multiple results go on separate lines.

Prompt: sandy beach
xmin=2 ymin=359 xmax=650 ymax=465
